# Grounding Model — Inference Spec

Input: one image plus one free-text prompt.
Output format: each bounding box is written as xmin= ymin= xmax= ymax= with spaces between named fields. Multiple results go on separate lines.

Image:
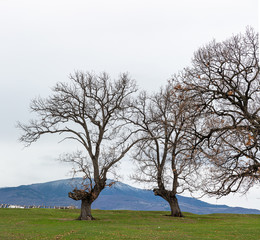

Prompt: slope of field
xmin=0 ymin=209 xmax=259 ymax=240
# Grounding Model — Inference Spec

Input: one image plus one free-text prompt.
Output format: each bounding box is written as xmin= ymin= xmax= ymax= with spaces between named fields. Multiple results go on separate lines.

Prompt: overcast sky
xmin=0 ymin=0 xmax=259 ymax=210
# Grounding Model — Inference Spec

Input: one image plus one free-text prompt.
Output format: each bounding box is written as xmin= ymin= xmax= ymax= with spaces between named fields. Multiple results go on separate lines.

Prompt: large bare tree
xmin=18 ymin=71 xmax=138 ymax=220
xmin=128 ymin=83 xmax=199 ymax=217
xmin=179 ymin=27 xmax=260 ymax=196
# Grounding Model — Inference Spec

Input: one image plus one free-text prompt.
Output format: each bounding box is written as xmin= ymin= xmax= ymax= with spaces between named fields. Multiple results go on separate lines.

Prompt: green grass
xmin=0 ymin=209 xmax=259 ymax=240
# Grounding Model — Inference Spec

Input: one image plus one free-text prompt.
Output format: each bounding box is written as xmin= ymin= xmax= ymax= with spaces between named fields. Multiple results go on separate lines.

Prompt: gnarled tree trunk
xmin=168 ymin=195 xmax=183 ymax=217
xmin=68 ymin=180 xmax=106 ymax=220
xmin=78 ymin=199 xmax=94 ymax=220
xmin=153 ymin=188 xmax=183 ymax=217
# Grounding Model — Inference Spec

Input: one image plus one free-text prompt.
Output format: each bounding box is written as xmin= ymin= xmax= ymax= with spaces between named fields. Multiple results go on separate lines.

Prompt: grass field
xmin=0 ymin=209 xmax=259 ymax=240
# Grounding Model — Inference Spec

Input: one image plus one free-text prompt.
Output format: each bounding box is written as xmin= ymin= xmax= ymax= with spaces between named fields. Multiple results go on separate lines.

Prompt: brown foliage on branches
xmin=177 ymin=27 xmax=260 ymax=196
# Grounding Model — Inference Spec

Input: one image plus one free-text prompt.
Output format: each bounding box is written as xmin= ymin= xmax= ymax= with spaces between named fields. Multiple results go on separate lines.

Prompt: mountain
xmin=0 ymin=178 xmax=259 ymax=214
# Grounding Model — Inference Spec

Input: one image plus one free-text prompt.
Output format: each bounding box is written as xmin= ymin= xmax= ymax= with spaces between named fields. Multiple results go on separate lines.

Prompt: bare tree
xmin=18 ymin=71 xmax=138 ymax=220
xmin=179 ymin=27 xmax=260 ymax=196
xmin=128 ymin=83 xmax=199 ymax=217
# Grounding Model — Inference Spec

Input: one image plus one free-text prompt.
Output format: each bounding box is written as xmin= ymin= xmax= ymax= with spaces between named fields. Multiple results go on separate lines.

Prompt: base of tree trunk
xmin=168 ymin=212 xmax=184 ymax=217
xmin=77 ymin=199 xmax=94 ymax=220
xmin=169 ymin=196 xmax=183 ymax=217
xmin=76 ymin=215 xmax=95 ymax=221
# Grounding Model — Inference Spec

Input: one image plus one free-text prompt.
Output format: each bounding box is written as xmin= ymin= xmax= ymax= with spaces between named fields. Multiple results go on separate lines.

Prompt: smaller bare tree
xmin=128 ymin=83 xmax=199 ymax=217
xmin=18 ymin=71 xmax=138 ymax=220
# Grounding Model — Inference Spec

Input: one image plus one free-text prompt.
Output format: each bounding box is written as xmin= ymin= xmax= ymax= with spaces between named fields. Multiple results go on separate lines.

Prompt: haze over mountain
xmin=0 ymin=178 xmax=259 ymax=215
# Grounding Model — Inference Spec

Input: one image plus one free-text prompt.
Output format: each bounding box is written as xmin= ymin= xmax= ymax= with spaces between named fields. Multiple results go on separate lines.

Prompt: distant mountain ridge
xmin=0 ymin=178 xmax=259 ymax=214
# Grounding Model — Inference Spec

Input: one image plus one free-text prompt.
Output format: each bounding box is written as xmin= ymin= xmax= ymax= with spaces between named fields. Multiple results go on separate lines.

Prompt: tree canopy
xmin=18 ymin=71 xmax=138 ymax=220
xmin=177 ymin=27 xmax=260 ymax=196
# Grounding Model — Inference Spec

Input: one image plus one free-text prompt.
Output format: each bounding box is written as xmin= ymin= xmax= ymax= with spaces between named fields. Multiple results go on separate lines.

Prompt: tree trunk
xmin=153 ymin=188 xmax=183 ymax=217
xmin=77 ymin=199 xmax=94 ymax=220
xmin=168 ymin=196 xmax=183 ymax=217
xmin=68 ymin=179 xmax=106 ymax=220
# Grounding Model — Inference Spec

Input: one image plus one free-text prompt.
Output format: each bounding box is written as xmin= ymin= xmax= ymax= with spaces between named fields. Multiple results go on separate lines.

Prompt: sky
xmin=0 ymin=0 xmax=259 ymax=210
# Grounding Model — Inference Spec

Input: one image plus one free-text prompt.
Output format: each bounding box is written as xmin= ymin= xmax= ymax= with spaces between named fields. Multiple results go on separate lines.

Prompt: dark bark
xmin=68 ymin=180 xmax=106 ymax=220
xmin=77 ymin=199 xmax=94 ymax=220
xmin=168 ymin=196 xmax=183 ymax=217
xmin=153 ymin=188 xmax=183 ymax=217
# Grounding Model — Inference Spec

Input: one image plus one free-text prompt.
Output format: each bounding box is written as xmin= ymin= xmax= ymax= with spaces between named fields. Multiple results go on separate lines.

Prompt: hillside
xmin=0 ymin=178 xmax=259 ymax=214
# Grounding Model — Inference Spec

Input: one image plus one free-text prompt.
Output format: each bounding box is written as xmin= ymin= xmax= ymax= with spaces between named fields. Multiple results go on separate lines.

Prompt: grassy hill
xmin=0 ymin=209 xmax=259 ymax=239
